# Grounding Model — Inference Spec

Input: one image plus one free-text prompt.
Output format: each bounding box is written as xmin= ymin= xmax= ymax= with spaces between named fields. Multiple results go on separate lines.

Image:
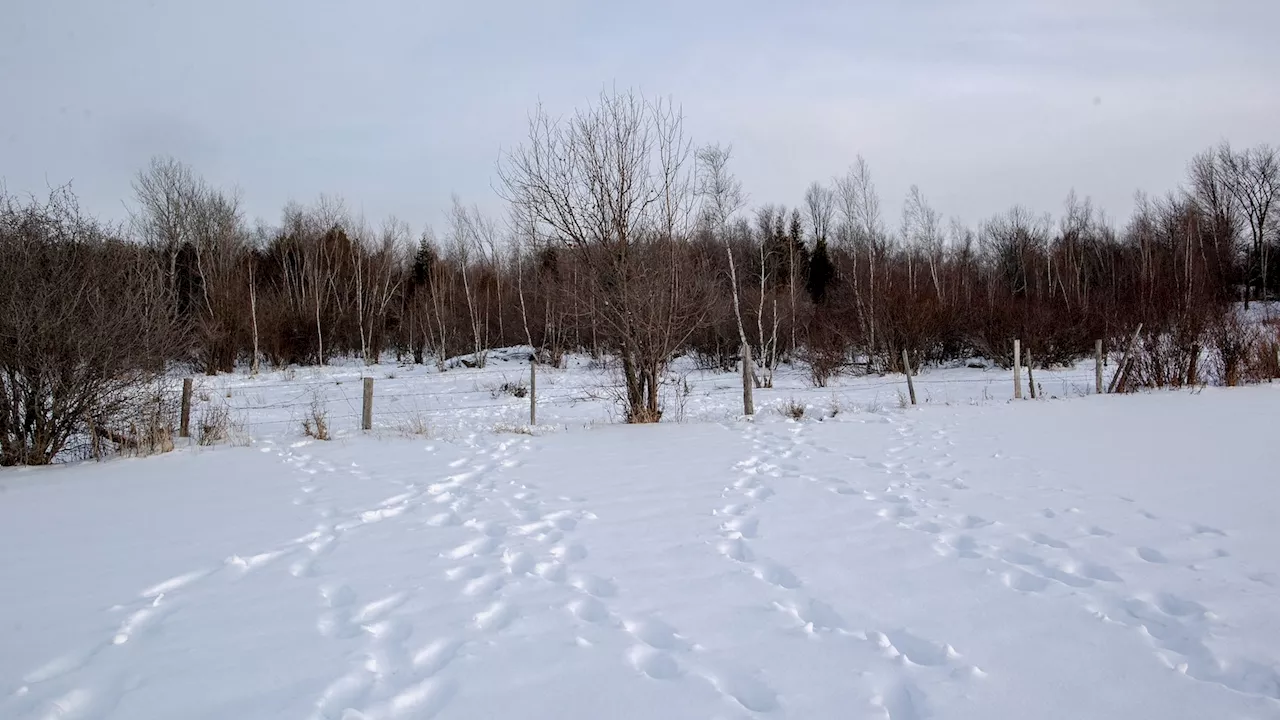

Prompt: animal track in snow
xmin=1003 ymin=569 xmax=1051 ymax=593
xmin=375 ymin=676 xmax=457 ymax=719
xmin=873 ymin=680 xmax=930 ymax=720
xmin=21 ymin=643 xmax=109 ymax=684
xmin=721 ymin=516 xmax=759 ymax=539
xmin=446 ymin=536 xmax=499 ymax=559
xmin=226 ymin=549 xmax=290 ymax=574
xmin=933 ymin=533 xmax=983 ymax=559
xmin=463 ymin=518 xmax=507 ymax=537
xmin=353 ymin=593 xmax=411 ymax=625
xmin=1136 ymin=547 xmax=1169 ymax=564
xmin=569 ymin=573 xmax=617 ymax=598
xmin=877 ymin=506 xmax=918 ymax=521
xmin=535 ymin=561 xmax=568 ymax=582
xmin=698 ymin=665 xmax=780 ymax=713
xmin=626 ymin=645 xmax=682 ymax=680
xmin=139 ymin=570 xmax=210 ymax=598
xmin=567 ymin=596 xmax=610 ymax=623
xmin=1029 ymin=532 xmax=1069 ymax=549
xmin=412 ymin=637 xmax=464 ymax=677
xmin=312 ymin=670 xmax=375 ymax=720
xmin=622 ymin=617 xmax=691 ymax=652
xmin=473 ymin=600 xmax=517 ymax=633
xmin=752 ymin=561 xmax=802 ymax=589
xmin=717 ymin=538 xmax=753 ymax=562
xmin=773 ymin=597 xmax=846 ymax=632
xmin=550 ymin=541 xmax=588 ymax=562
xmin=1092 ymin=593 xmax=1280 ymax=700
xmin=501 ymin=549 xmax=535 ymax=575
xmin=716 ymin=502 xmax=748 ymax=517
xmin=462 ymin=573 xmax=506 ymax=597
xmin=871 ymin=630 xmax=961 ymax=667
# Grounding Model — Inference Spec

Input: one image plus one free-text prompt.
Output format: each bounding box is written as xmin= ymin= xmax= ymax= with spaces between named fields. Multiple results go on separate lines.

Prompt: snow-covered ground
xmin=2 ymin=359 xmax=1279 ymax=719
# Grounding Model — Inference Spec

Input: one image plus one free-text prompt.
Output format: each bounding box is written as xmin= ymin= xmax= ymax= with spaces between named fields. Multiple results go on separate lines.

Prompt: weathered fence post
xmin=1013 ymin=339 xmax=1023 ymax=399
xmin=180 ymin=378 xmax=193 ymax=438
xmin=742 ymin=343 xmax=755 ymax=416
xmin=902 ymin=349 xmax=917 ymax=406
xmin=362 ymin=377 xmax=374 ymax=431
xmin=529 ymin=359 xmax=537 ymax=426
xmin=1026 ymin=350 xmax=1037 ymax=399
xmin=1108 ymin=323 xmax=1144 ymax=394
xmin=1095 ymin=339 xmax=1104 ymax=394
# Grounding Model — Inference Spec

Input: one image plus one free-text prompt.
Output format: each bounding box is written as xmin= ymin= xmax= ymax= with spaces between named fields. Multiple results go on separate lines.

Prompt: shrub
xmin=0 ymin=189 xmax=181 ymax=465
xmin=1208 ymin=312 xmax=1258 ymax=387
xmin=1245 ymin=323 xmax=1280 ymax=381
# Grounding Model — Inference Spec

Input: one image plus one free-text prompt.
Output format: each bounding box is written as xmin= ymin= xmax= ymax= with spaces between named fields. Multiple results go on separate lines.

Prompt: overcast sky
xmin=3 ymin=0 xmax=1277 ymax=235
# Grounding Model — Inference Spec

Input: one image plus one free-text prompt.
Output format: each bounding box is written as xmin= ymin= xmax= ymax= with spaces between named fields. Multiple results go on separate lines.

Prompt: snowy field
xmin=2 ymin=358 xmax=1280 ymax=719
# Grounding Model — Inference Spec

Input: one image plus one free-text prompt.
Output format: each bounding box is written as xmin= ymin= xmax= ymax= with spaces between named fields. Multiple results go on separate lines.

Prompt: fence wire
xmin=186 ymin=358 xmax=1100 ymax=441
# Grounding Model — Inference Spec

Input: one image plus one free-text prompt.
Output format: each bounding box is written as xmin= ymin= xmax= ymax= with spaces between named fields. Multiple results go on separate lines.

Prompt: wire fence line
xmin=175 ymin=350 xmax=1101 ymax=439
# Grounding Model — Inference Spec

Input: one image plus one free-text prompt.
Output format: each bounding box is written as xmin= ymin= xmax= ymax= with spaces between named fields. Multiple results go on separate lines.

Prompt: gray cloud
xmin=3 ymin=0 xmax=1276 ymax=233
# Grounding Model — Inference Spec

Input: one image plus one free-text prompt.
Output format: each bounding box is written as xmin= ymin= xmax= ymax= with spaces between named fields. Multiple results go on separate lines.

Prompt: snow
xmin=2 ymin=359 xmax=1280 ymax=719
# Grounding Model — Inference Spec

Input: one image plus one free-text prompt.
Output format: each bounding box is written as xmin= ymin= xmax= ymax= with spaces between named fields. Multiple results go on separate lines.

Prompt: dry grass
xmin=394 ymin=412 xmax=431 ymax=437
xmin=196 ymin=402 xmax=231 ymax=446
xmin=778 ymin=398 xmax=806 ymax=420
xmin=301 ymin=394 xmax=331 ymax=440
xmin=93 ymin=386 xmax=178 ymax=459
xmin=196 ymin=400 xmax=251 ymax=447
xmin=493 ymin=380 xmax=529 ymax=399
xmin=493 ymin=423 xmax=535 ymax=435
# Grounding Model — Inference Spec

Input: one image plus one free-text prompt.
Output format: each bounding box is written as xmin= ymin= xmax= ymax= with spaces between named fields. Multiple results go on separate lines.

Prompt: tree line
xmin=2 ymin=90 xmax=1278 ymax=462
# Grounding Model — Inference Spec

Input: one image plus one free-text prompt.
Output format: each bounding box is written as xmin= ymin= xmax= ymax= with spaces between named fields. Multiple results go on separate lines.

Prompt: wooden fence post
xmin=901 ymin=349 xmax=917 ymax=406
xmin=1013 ymin=339 xmax=1023 ymax=399
xmin=1108 ymin=323 xmax=1144 ymax=394
xmin=180 ymin=378 xmax=193 ymax=438
xmin=1026 ymin=350 xmax=1037 ymax=399
xmin=362 ymin=377 xmax=374 ymax=431
xmin=1095 ymin=339 xmax=1104 ymax=394
xmin=529 ymin=359 xmax=537 ymax=426
xmin=742 ymin=343 xmax=755 ymax=416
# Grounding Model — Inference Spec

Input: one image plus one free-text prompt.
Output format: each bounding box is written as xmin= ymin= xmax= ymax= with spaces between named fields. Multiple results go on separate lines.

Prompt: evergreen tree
xmin=411 ymin=236 xmax=436 ymax=290
xmin=807 ymin=237 xmax=835 ymax=304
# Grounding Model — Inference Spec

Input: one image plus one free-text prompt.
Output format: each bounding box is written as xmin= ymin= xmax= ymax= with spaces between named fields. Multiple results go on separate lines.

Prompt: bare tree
xmin=696 ymin=144 xmax=758 ymax=382
xmin=1218 ymin=142 xmax=1279 ymax=302
xmin=500 ymin=89 xmax=714 ymax=422
xmin=351 ymin=217 xmax=408 ymax=365
xmin=131 ymin=156 xmax=200 ymax=309
xmin=132 ymin=157 xmax=251 ymax=373
xmin=901 ymin=185 xmax=944 ymax=300
xmin=834 ymin=157 xmax=885 ymax=368
xmin=448 ymin=196 xmax=492 ymax=367
xmin=805 ymin=181 xmax=836 ymax=245
xmin=248 ymin=253 xmax=261 ymax=374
